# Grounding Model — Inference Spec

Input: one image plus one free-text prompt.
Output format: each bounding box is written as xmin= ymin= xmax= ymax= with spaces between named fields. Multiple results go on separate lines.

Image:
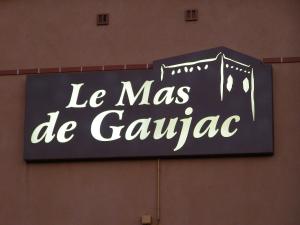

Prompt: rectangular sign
xmin=24 ymin=47 xmax=273 ymax=161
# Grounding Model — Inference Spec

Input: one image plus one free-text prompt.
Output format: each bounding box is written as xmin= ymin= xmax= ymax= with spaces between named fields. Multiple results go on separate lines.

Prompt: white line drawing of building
xmin=160 ymin=53 xmax=255 ymax=121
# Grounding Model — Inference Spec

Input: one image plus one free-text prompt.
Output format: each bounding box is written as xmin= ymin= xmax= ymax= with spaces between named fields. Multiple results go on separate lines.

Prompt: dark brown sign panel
xmin=24 ymin=47 xmax=273 ymax=161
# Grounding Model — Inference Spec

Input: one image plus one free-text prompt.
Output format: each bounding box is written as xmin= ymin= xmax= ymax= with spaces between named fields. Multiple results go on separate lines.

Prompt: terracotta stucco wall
xmin=0 ymin=0 xmax=299 ymax=69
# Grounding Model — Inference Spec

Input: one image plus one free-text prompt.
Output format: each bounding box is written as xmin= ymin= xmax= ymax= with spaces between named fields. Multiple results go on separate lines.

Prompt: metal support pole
xmin=157 ymin=159 xmax=160 ymax=224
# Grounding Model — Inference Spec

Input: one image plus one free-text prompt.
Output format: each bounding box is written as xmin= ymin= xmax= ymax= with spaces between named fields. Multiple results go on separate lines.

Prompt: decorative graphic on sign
xmin=24 ymin=47 xmax=273 ymax=161
xmin=160 ymin=52 xmax=255 ymax=121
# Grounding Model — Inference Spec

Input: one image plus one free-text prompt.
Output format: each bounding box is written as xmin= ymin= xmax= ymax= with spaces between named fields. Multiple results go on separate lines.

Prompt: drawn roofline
xmin=160 ymin=52 xmax=252 ymax=81
xmin=162 ymin=52 xmax=251 ymax=69
xmin=163 ymin=52 xmax=224 ymax=68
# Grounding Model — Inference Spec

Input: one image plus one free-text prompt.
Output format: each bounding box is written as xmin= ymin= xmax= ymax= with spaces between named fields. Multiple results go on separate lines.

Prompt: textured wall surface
xmin=0 ymin=0 xmax=299 ymax=69
xmin=0 ymin=0 xmax=299 ymax=225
